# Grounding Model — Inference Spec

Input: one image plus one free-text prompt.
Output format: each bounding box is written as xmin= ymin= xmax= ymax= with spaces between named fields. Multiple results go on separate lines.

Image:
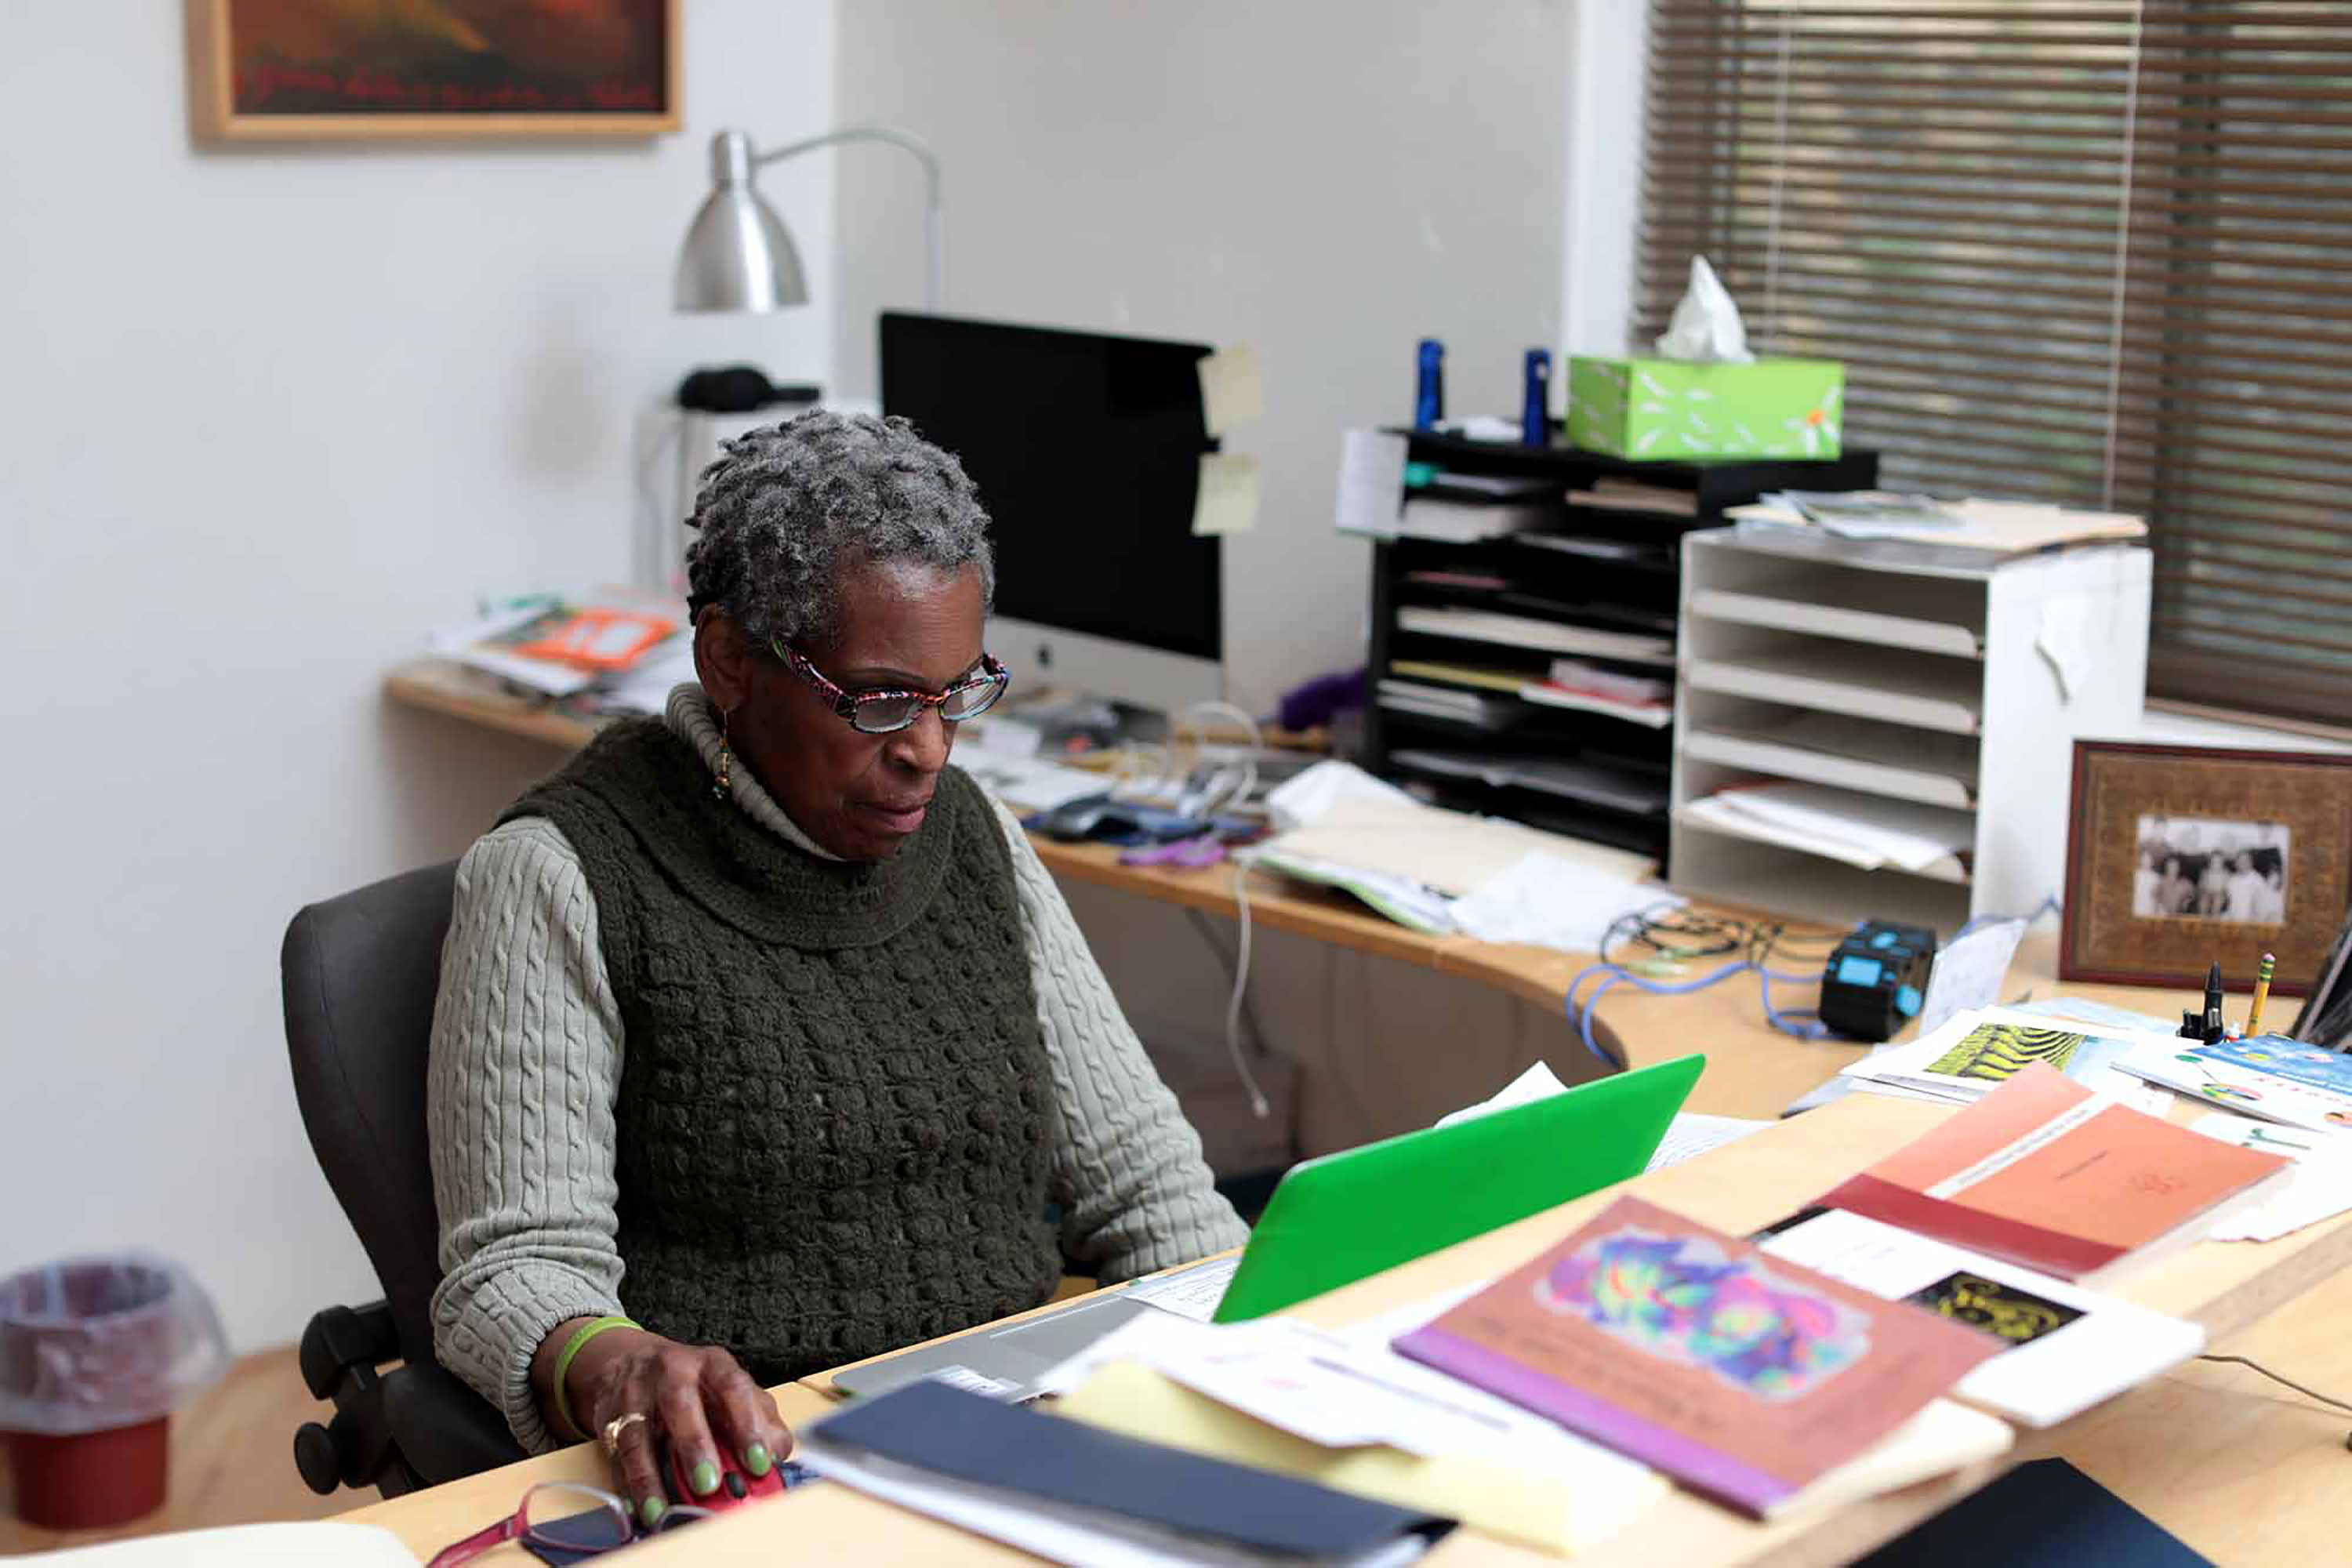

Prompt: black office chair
xmin=282 ymin=861 xmax=526 ymax=1498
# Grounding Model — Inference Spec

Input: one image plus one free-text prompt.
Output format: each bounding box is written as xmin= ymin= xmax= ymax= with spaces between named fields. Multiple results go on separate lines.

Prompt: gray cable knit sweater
xmin=426 ymin=684 xmax=1247 ymax=1452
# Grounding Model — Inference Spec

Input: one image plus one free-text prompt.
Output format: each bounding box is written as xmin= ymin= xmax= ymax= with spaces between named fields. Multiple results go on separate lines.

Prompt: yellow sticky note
xmin=1192 ymin=453 xmax=1259 ymax=535
xmin=1197 ymin=346 xmax=1264 ymax=437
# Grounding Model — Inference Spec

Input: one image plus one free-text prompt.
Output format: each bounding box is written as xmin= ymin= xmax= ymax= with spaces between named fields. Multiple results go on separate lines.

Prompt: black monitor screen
xmin=879 ymin=312 xmax=1221 ymax=662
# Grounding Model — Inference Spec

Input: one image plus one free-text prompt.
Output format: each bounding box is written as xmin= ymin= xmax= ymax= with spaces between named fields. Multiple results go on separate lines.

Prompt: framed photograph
xmin=187 ymin=0 xmax=679 ymax=143
xmin=2061 ymin=741 xmax=2352 ymax=996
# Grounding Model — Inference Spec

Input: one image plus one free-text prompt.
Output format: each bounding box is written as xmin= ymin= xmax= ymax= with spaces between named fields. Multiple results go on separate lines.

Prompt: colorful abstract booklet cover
xmin=1390 ymin=1195 xmax=2000 ymax=1518
xmin=1814 ymin=1063 xmax=2292 ymax=1285
xmin=2119 ymin=1033 xmax=2352 ymax=1138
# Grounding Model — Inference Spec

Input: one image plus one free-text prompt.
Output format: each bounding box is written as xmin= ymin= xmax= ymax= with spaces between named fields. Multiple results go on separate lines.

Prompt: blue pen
xmin=1414 ymin=339 xmax=1445 ymax=430
xmin=1521 ymin=347 xmax=1552 ymax=445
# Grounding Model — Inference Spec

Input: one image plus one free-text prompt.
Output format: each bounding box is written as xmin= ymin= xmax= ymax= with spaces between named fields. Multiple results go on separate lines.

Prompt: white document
xmin=1127 ymin=1256 xmax=1241 ymax=1323
xmin=1696 ymin=783 xmax=1973 ymax=874
xmin=1334 ymin=429 xmax=1409 ymax=537
xmin=1449 ymin=850 xmax=1683 ymax=954
xmin=1192 ymin=453 xmax=1260 ymax=535
xmin=1196 ymin=345 xmax=1263 ymax=437
xmin=1433 ymin=1059 xmax=1570 ymax=1129
xmin=17 ymin=1526 xmax=418 ymax=1565
xmin=1914 ymin=919 xmax=2028 ymax=1038
xmin=2189 ymin=1113 xmax=2352 ymax=1242
xmin=800 ymin=1439 xmax=1428 ymax=1568
xmin=1757 ymin=1208 xmax=2204 ymax=1428
xmin=1036 ymin=1314 xmax=1517 ymax=1458
xmin=1644 ymin=1112 xmax=1769 ymax=1171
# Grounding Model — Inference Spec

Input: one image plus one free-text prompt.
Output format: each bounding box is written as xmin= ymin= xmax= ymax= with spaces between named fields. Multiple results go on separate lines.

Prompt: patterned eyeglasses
xmin=775 ymin=640 xmax=1011 ymax=735
xmin=425 ymin=1480 xmax=712 ymax=1566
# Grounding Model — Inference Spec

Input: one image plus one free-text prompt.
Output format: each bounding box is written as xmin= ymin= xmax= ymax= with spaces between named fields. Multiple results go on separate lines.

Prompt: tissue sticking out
xmin=1655 ymin=256 xmax=1754 ymax=365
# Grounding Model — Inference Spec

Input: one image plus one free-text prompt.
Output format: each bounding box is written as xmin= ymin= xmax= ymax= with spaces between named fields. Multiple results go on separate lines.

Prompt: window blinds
xmin=1638 ymin=2 xmax=2352 ymax=725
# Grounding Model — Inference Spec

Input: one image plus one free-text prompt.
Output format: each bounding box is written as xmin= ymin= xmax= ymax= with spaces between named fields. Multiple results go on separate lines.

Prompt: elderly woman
xmin=426 ymin=412 xmax=1246 ymax=1525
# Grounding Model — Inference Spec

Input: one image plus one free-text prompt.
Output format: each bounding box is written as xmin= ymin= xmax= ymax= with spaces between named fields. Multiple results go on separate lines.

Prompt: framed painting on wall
xmin=187 ymin=0 xmax=679 ymax=142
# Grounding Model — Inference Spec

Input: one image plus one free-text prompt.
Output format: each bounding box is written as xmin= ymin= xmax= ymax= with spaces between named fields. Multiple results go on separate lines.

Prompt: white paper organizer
xmin=1671 ymin=529 xmax=2152 ymax=933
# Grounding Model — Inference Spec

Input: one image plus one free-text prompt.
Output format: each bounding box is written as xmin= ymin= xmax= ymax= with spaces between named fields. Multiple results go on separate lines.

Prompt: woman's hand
xmin=537 ymin=1321 xmax=794 ymax=1528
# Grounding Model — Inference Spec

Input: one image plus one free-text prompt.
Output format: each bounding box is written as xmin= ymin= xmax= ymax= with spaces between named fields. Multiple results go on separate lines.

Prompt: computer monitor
xmin=879 ymin=311 xmax=1224 ymax=714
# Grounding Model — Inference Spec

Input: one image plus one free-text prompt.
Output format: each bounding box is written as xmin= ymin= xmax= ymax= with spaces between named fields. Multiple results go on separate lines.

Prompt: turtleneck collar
xmin=663 ymin=683 xmax=845 ymax=863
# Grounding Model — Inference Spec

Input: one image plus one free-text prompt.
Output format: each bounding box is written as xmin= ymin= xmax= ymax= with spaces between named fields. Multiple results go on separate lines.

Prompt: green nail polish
xmin=691 ymin=1459 xmax=720 ymax=1496
xmin=743 ymin=1442 xmax=773 ymax=1477
xmin=639 ymin=1496 xmax=667 ymax=1529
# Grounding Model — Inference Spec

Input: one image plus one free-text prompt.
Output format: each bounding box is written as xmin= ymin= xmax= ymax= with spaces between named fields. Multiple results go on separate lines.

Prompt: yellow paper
xmin=1192 ymin=453 xmax=1259 ymax=535
xmin=1054 ymin=1362 xmax=1649 ymax=1556
xmin=1196 ymin=345 xmax=1263 ymax=435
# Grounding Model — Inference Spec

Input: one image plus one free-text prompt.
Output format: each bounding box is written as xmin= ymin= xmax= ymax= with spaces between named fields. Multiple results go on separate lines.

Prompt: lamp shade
xmin=673 ymin=183 xmax=808 ymax=312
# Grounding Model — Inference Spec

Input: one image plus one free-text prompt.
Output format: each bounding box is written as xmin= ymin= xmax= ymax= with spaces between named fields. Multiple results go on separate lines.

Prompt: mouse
xmin=1035 ymin=794 xmax=1117 ymax=840
xmin=657 ymin=1435 xmax=787 ymax=1514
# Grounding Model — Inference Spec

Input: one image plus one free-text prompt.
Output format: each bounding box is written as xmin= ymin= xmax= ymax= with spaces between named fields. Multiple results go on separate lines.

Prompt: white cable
xmin=1174 ymin=700 xmax=1262 ymax=819
xmin=1225 ymin=861 xmax=1272 ymax=1120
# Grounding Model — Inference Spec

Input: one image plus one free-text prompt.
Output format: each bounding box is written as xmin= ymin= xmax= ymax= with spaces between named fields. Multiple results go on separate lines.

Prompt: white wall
xmin=0 ymin=1 xmax=835 ymax=1352
xmin=832 ymin=1 xmax=1573 ymax=713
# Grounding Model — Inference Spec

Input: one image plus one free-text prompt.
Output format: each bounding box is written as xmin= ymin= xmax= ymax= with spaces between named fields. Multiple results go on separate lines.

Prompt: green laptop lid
xmin=1212 ymin=1053 xmax=1705 ymax=1323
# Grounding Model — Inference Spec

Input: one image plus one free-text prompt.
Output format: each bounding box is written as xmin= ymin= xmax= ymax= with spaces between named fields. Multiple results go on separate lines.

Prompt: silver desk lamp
xmin=673 ymin=125 xmax=942 ymax=312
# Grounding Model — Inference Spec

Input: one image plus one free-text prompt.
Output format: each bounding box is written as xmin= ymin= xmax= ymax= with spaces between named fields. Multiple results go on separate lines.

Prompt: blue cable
xmin=1564 ymin=956 xmax=1830 ymax=1069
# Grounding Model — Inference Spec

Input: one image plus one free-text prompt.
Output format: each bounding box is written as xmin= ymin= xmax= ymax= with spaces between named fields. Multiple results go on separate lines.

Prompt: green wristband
xmin=551 ymin=1315 xmax=641 ymax=1443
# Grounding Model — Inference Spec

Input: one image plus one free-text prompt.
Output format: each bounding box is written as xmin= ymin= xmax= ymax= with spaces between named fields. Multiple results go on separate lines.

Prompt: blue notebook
xmin=1855 ymin=1459 xmax=2212 ymax=1566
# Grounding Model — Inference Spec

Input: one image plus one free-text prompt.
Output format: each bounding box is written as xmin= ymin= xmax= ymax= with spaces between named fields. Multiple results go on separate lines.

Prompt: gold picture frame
xmin=2061 ymin=741 xmax=2352 ymax=996
xmin=187 ymin=0 xmax=679 ymax=143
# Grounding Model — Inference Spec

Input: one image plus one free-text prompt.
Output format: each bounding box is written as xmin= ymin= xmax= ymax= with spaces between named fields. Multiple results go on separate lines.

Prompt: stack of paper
xmin=428 ymin=589 xmax=689 ymax=706
xmin=1565 ymin=477 xmax=1698 ymax=517
xmin=1447 ymin=851 xmax=1682 ymax=954
xmin=1679 ymin=782 xmax=1973 ymax=880
xmin=1727 ymin=495 xmax=2147 ymax=555
xmin=1518 ymin=658 xmax=1673 ymax=728
xmin=1374 ymin=678 xmax=1512 ymax=730
xmin=1838 ymin=1006 xmax=2168 ymax=1111
xmin=2187 ymin=1113 xmax=2352 ymax=1241
xmin=1040 ymin=1312 xmax=1667 ymax=1557
xmin=2118 ymin=1033 xmax=2352 ymax=1138
xmin=1397 ymin=607 xmax=1673 ymax=666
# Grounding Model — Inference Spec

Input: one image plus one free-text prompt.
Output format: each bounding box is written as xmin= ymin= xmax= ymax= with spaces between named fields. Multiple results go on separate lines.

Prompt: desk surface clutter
xmin=320 ymin=1087 xmax=2352 ymax=1567
xmin=351 ymin=661 xmax=2352 ymax=1566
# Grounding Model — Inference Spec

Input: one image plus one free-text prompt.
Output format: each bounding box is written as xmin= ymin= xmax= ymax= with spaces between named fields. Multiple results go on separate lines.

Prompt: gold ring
xmin=601 ymin=1410 xmax=650 ymax=1458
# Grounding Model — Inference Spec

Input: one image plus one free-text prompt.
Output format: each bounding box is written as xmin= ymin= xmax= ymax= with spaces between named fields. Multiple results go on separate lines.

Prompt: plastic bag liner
xmin=0 ymin=1255 xmax=230 ymax=1435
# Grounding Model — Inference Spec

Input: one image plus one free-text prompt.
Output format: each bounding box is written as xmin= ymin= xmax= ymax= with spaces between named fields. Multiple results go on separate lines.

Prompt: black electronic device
xmin=1818 ymin=921 xmax=1939 ymax=1043
xmin=879 ymin=311 xmax=1222 ymax=713
xmin=676 ymin=366 xmax=822 ymax=414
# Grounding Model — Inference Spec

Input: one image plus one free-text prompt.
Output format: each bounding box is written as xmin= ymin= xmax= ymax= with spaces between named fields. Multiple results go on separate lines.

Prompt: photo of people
xmin=2133 ymin=815 xmax=2288 ymax=925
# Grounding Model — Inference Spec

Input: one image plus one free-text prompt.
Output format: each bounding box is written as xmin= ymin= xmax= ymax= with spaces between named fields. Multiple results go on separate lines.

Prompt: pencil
xmin=2246 ymin=951 xmax=2276 ymax=1037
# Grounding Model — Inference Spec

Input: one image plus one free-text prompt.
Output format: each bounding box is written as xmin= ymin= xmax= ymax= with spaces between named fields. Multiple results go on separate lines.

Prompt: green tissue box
xmin=1566 ymin=356 xmax=1844 ymax=461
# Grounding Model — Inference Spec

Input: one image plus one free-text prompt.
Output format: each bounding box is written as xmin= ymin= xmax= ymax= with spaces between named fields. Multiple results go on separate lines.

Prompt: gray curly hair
xmin=684 ymin=410 xmax=996 ymax=650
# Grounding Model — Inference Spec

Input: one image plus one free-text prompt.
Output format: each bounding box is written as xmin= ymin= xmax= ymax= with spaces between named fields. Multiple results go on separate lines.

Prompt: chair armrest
xmin=383 ymin=1360 xmax=528 ymax=1488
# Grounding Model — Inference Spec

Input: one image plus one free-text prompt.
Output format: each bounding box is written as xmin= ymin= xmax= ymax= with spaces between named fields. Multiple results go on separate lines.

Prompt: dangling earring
xmin=714 ymin=711 xmax=733 ymax=801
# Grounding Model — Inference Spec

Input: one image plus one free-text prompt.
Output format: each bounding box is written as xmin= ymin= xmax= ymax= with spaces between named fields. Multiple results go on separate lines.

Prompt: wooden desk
xmin=383 ymin=660 xmax=1863 ymax=1113
xmin=339 ymin=1091 xmax=2352 ymax=1566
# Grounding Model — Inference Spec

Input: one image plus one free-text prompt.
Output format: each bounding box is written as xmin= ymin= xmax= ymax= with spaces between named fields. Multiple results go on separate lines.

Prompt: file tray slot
xmin=1684 ymin=638 xmax=1983 ymax=736
xmin=1679 ymin=697 xmax=1979 ymax=811
xmin=1689 ymin=564 xmax=1985 ymax=659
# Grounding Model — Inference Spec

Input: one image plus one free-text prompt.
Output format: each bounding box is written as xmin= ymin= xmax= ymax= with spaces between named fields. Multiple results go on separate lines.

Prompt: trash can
xmin=0 ymin=1255 xmax=230 ymax=1529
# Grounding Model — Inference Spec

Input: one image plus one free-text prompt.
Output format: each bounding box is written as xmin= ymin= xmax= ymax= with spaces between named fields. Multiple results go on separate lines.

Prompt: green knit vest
xmin=502 ymin=720 xmax=1061 ymax=1384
